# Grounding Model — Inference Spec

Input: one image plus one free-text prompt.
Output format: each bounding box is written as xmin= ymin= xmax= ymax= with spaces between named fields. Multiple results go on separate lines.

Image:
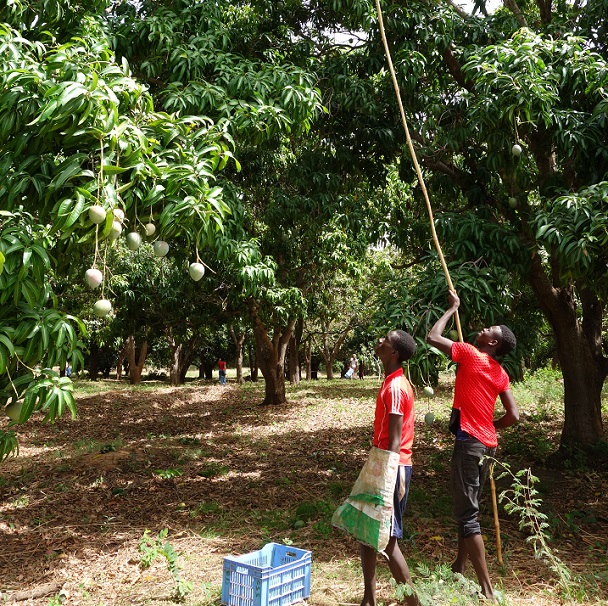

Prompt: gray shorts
xmin=451 ymin=438 xmax=495 ymax=537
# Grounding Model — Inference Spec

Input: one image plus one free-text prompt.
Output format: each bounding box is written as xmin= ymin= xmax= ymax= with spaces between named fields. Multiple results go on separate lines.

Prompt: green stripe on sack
xmin=332 ymin=502 xmax=383 ymax=549
xmin=348 ymin=492 xmax=386 ymax=505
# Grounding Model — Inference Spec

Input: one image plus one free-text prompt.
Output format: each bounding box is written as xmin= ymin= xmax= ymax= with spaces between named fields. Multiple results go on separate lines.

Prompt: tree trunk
xmin=250 ymin=303 xmax=295 ymax=405
xmin=167 ymin=333 xmax=198 ymax=386
xmin=169 ymin=342 xmax=182 ymax=386
xmin=288 ymin=318 xmax=303 ymax=384
xmin=288 ymin=336 xmax=300 ymax=384
xmin=253 ymin=325 xmax=284 ymax=404
xmin=179 ymin=348 xmax=195 ymax=383
xmin=320 ymin=329 xmax=334 ymax=380
xmin=248 ymin=343 xmax=258 ymax=381
xmin=303 ymin=337 xmax=312 ymax=380
xmin=127 ymin=335 xmax=148 ymax=385
xmin=116 ymin=341 xmax=128 ymax=380
xmin=558 ymin=335 xmax=605 ymax=447
xmin=529 ymin=255 xmax=606 ymax=447
xmin=229 ymin=325 xmax=246 ymax=384
xmin=316 ymin=321 xmax=352 ymax=380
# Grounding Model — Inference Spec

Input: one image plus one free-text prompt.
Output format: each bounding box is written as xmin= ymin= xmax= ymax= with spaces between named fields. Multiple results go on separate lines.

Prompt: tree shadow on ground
xmin=0 ymin=380 xmax=606 ymax=605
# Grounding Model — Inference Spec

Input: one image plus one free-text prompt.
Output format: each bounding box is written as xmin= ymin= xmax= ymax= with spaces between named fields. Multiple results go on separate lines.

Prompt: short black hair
xmin=391 ymin=330 xmax=417 ymax=363
xmin=496 ymin=325 xmax=516 ymax=356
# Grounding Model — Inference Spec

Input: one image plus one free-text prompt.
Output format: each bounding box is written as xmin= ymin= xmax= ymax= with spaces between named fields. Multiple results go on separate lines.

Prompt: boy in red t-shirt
xmin=359 ymin=330 xmax=420 ymax=606
xmin=427 ymin=291 xmax=519 ymax=601
xmin=218 ymin=358 xmax=227 ymax=385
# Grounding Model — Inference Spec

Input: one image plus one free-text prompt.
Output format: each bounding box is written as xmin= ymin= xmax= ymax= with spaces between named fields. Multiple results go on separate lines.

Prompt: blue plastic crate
xmin=221 ymin=543 xmax=312 ymax=606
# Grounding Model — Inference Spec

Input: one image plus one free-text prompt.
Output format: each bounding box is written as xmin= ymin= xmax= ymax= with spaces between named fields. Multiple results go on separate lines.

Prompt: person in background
xmin=426 ymin=290 xmax=519 ymax=601
xmin=218 ymin=358 xmax=227 ymax=385
xmin=349 ymin=354 xmax=358 ymax=379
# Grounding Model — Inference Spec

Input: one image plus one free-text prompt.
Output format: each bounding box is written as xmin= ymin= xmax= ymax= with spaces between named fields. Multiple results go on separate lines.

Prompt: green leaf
xmin=0 ymin=334 xmax=16 ymax=357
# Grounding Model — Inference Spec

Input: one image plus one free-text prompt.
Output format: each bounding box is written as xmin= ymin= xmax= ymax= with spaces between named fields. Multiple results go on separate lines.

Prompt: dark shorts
xmin=391 ymin=465 xmax=412 ymax=539
xmin=451 ymin=438 xmax=495 ymax=537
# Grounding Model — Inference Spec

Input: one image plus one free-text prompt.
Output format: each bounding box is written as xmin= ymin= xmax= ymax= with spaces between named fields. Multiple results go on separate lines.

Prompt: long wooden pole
xmin=374 ymin=0 xmax=504 ymax=564
xmin=490 ymin=463 xmax=504 ymax=565
xmin=374 ymin=0 xmax=462 ymax=342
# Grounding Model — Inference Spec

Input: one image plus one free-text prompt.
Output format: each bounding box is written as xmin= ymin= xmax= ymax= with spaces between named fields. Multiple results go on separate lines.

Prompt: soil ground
xmin=0 ymin=376 xmax=607 ymax=606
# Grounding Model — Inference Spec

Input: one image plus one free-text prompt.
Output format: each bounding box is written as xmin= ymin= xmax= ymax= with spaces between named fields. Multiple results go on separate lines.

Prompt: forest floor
xmin=0 ymin=374 xmax=607 ymax=606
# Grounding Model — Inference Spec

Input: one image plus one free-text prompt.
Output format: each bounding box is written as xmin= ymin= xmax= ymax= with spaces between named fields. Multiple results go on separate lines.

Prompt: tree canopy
xmin=1 ymin=0 xmax=607 ymax=457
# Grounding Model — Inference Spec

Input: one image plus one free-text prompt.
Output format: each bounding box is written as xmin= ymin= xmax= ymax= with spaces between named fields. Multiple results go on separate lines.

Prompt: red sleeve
xmin=385 ymin=376 xmax=407 ymax=416
xmin=451 ymin=341 xmax=472 ymax=362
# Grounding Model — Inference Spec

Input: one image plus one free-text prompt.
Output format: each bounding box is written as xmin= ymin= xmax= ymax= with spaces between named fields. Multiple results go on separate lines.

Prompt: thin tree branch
xmin=442 ymin=43 xmax=475 ymax=92
xmin=504 ymin=0 xmax=528 ymax=27
xmin=443 ymin=0 xmax=470 ymax=20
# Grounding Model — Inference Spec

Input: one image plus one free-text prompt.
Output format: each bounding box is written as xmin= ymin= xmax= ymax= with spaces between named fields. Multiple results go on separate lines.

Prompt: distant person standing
xmin=358 ymin=359 xmax=364 ymax=380
xmin=342 ymin=359 xmax=350 ymax=379
xmin=218 ymin=358 xmax=227 ymax=385
xmin=348 ymin=354 xmax=358 ymax=379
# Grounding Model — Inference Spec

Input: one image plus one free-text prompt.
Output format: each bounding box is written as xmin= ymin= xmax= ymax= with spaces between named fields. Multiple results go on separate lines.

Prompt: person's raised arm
xmin=494 ymin=389 xmax=519 ymax=429
xmin=426 ymin=290 xmax=460 ymax=357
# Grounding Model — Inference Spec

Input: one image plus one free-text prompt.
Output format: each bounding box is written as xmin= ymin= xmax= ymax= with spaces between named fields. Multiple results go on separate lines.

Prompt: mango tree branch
xmin=504 ymin=0 xmax=528 ymax=27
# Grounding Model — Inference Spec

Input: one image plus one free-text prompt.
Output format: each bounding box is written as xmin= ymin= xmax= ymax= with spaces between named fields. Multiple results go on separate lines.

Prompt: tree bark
xmin=250 ymin=302 xmax=295 ymax=405
xmin=255 ymin=326 xmax=286 ymax=404
xmin=169 ymin=342 xmax=182 ymax=386
xmin=248 ymin=343 xmax=258 ymax=381
xmin=288 ymin=318 xmax=303 ymax=384
xmin=179 ymin=346 xmax=196 ymax=383
xmin=229 ymin=325 xmax=246 ymax=384
xmin=288 ymin=336 xmax=299 ymax=384
xmin=505 ymin=0 xmax=529 ymax=27
xmin=528 ymin=254 xmax=606 ymax=447
xmin=166 ymin=333 xmax=198 ymax=386
xmin=115 ymin=341 xmax=128 ymax=380
xmin=126 ymin=335 xmax=148 ymax=385
xmin=201 ymin=361 xmax=213 ymax=380
xmin=303 ymin=337 xmax=313 ymax=380
xmin=315 ymin=321 xmax=352 ymax=379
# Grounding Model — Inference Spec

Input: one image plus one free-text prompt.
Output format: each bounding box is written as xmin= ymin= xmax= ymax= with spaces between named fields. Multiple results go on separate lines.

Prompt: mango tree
xmin=111 ymin=0 xmax=386 ymax=404
xmin=306 ymin=260 xmax=375 ymax=380
xmin=362 ymin=0 xmax=608 ymax=448
xmin=0 ymin=3 xmax=234 ymax=457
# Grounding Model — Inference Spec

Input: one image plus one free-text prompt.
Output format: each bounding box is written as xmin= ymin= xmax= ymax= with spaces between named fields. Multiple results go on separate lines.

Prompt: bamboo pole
xmin=374 ymin=0 xmax=463 ymax=342
xmin=490 ymin=463 xmax=504 ymax=565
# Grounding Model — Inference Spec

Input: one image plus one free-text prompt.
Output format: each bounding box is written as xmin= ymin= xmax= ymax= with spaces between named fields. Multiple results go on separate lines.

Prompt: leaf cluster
xmin=0 ymin=24 xmax=233 ymax=257
xmin=0 ymin=211 xmax=83 ymax=441
xmin=495 ymin=459 xmax=577 ymax=600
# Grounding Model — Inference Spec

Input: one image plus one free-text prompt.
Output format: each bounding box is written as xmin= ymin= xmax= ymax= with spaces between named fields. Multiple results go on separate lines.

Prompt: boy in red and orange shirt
xmin=427 ymin=290 xmax=519 ymax=601
xmin=360 ymin=329 xmax=420 ymax=606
